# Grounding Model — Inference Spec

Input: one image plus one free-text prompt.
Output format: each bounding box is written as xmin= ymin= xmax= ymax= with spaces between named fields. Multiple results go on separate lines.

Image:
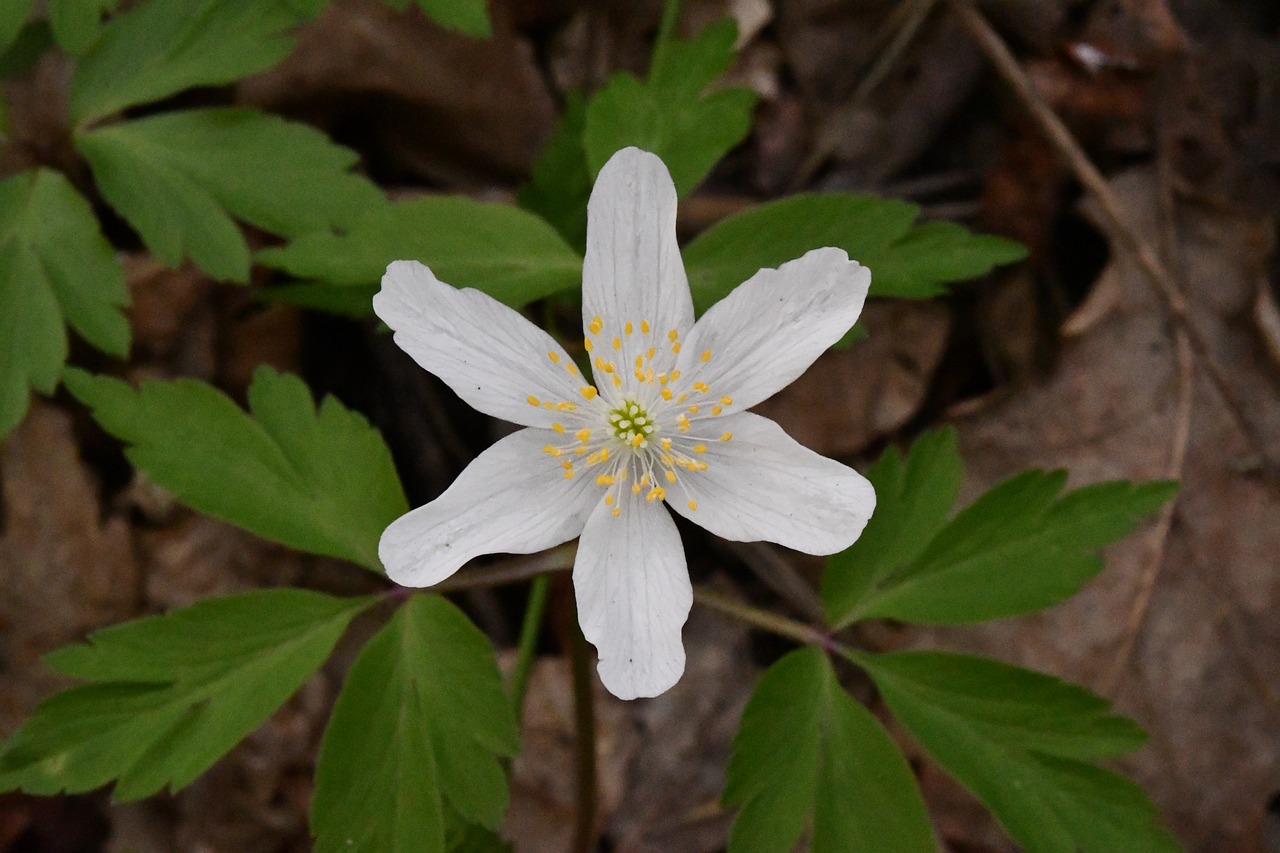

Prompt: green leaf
xmin=682 ymin=194 xmax=1027 ymax=312
xmin=0 ymin=590 xmax=372 ymax=801
xmin=257 ymin=196 xmax=583 ymax=314
xmin=384 ymin=0 xmax=491 ymax=38
xmin=724 ymin=648 xmax=935 ymax=853
xmin=583 ymin=18 xmax=756 ymax=196
xmin=48 ymin=0 xmax=115 ymax=55
xmin=517 ymin=90 xmax=591 ymax=252
xmin=823 ymin=429 xmax=963 ymax=628
xmin=63 ymin=365 xmax=407 ymax=572
xmin=856 ymin=650 xmax=1179 ymax=852
xmin=77 ymin=107 xmax=386 ymax=282
xmin=0 ymin=167 xmax=128 ymax=440
xmin=69 ymin=0 xmax=301 ymax=125
xmin=0 ymin=0 xmax=33 ymax=54
xmin=312 ymin=595 xmax=520 ymax=853
xmin=852 ymin=473 xmax=1178 ymax=625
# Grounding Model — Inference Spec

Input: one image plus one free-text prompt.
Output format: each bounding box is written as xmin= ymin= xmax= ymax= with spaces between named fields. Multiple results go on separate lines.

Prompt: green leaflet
xmin=517 ymin=90 xmax=591 ymax=252
xmin=583 ymin=18 xmax=756 ymax=197
xmin=69 ymin=0 xmax=301 ymax=124
xmin=822 ymin=428 xmax=963 ymax=627
xmin=312 ymin=595 xmax=520 ymax=852
xmin=0 ymin=168 xmax=128 ymax=441
xmin=821 ymin=430 xmax=1178 ymax=626
xmin=0 ymin=0 xmax=32 ymax=54
xmin=724 ymin=648 xmax=935 ymax=853
xmin=855 ymin=650 xmax=1180 ymax=853
xmin=0 ymin=590 xmax=373 ymax=801
xmin=257 ymin=195 xmax=583 ymax=312
xmin=384 ymin=0 xmax=491 ymax=37
xmin=48 ymin=0 xmax=115 ymax=54
xmin=683 ymin=194 xmax=1028 ymax=312
xmin=77 ymin=107 xmax=386 ymax=282
xmin=64 ymin=366 xmax=407 ymax=572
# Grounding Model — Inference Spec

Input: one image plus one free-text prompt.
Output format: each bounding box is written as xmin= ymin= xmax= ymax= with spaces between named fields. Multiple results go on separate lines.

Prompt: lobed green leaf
xmin=724 ymin=648 xmax=935 ymax=853
xmin=0 ymin=167 xmax=127 ymax=441
xmin=257 ymin=195 xmax=583 ymax=313
xmin=855 ymin=650 xmax=1179 ymax=852
xmin=822 ymin=428 xmax=963 ymax=628
xmin=77 ymin=107 xmax=386 ymax=282
xmin=583 ymin=18 xmax=756 ymax=197
xmin=0 ymin=590 xmax=373 ymax=801
xmin=312 ymin=594 xmax=520 ymax=852
xmin=683 ymin=193 xmax=1027 ymax=312
xmin=63 ymin=365 xmax=407 ymax=572
xmin=48 ymin=0 xmax=115 ymax=55
xmin=69 ymin=0 xmax=302 ymax=125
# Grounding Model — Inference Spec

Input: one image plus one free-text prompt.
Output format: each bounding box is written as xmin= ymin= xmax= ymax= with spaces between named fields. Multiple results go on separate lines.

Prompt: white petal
xmin=675 ymin=247 xmax=869 ymax=411
xmin=670 ymin=412 xmax=875 ymax=555
xmin=380 ymin=428 xmax=596 ymax=587
xmin=374 ymin=260 xmax=592 ymax=429
xmin=573 ymin=493 xmax=692 ymax=700
xmin=582 ymin=148 xmax=693 ymax=385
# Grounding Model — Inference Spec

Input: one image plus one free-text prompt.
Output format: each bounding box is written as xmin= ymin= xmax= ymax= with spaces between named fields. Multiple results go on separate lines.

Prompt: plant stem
xmin=692 ymin=587 xmax=831 ymax=648
xmin=649 ymin=0 xmax=682 ymax=78
xmin=568 ymin=609 xmax=598 ymax=853
xmin=509 ymin=575 xmax=550 ymax=726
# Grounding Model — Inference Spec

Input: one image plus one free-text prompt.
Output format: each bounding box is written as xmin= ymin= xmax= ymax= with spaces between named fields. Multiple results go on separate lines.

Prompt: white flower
xmin=374 ymin=147 xmax=875 ymax=700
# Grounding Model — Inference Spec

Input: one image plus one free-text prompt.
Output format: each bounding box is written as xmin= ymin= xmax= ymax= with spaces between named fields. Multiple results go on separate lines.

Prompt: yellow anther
xmin=589 ymin=316 xmax=603 ymax=334
xmin=670 ymin=370 xmax=681 ymax=380
xmin=561 ymin=459 xmax=574 ymax=470
xmin=527 ymin=395 xmax=540 ymax=406
xmin=646 ymin=368 xmax=655 ymax=383
xmin=612 ymin=506 xmax=622 ymax=517
xmin=599 ymin=447 xmax=610 ymax=462
xmin=625 ymin=321 xmax=634 ymax=335
xmin=635 ymin=355 xmax=644 ymax=369
xmin=646 ymin=487 xmax=666 ymax=502
xmin=594 ymin=356 xmax=608 ymax=372
xmin=612 ymin=375 xmax=622 ymax=388
xmin=575 ymin=447 xmax=588 ymax=455
xmin=543 ymin=445 xmax=561 ymax=457
xmin=641 ymin=320 xmax=651 ymax=333
xmin=632 ymin=482 xmax=641 ymax=494
xmin=564 ymin=470 xmax=574 ymax=479
xmin=688 ymin=500 xmax=698 ymax=511
xmin=700 ymin=349 xmax=712 ymax=362
xmin=721 ymin=432 xmax=733 ymax=441
xmin=575 ymin=428 xmax=591 ymax=442
xmin=612 ymin=336 xmax=622 ymax=350
xmin=584 ymin=338 xmax=594 ymax=351
xmin=552 ymin=423 xmax=565 ymax=433
xmin=596 ymin=474 xmax=615 ymax=486
xmin=693 ymin=444 xmax=707 ymax=453
xmin=548 ymin=351 xmax=560 ymax=363
xmin=712 ymin=406 xmax=723 ymax=415
xmin=720 ymin=396 xmax=733 ymax=405
xmin=661 ymin=388 xmax=673 ymax=401
xmin=677 ymin=393 xmax=688 ymax=403
xmin=605 ymin=494 xmax=615 ymax=506
xmin=668 ymin=329 xmax=679 ymax=341
xmin=693 ymin=382 xmax=710 ymax=393
xmin=661 ymin=453 xmax=673 ymax=466
xmin=634 ymin=369 xmax=647 ymax=382
xmin=658 ymin=373 xmax=668 ymax=385
xmin=630 ymin=433 xmax=644 ymax=447
xmin=640 ymin=474 xmax=650 ymax=487
xmin=660 ymin=438 xmax=672 ymax=450
xmin=664 ymin=470 xmax=676 ymax=483
xmin=646 ymin=347 xmax=655 ymax=360
xmin=677 ymin=414 xmax=691 ymax=432
xmin=688 ymin=404 xmax=699 ymax=413
xmin=672 ymin=342 xmax=682 ymax=354
xmin=566 ymin=364 xmax=578 ymax=376
xmin=580 ymin=386 xmax=598 ymax=399
xmin=556 ymin=402 xmax=576 ymax=411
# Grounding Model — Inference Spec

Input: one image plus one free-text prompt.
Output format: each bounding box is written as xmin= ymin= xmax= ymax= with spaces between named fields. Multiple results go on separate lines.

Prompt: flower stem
xmin=649 ymin=0 xmax=682 ymax=78
xmin=692 ymin=587 xmax=831 ymax=648
xmin=509 ymin=574 xmax=550 ymax=726
xmin=568 ymin=606 xmax=598 ymax=853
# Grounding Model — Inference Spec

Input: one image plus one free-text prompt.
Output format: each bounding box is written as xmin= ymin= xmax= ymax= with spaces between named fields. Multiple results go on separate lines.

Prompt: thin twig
xmin=947 ymin=0 xmax=1277 ymax=470
xmin=1100 ymin=66 xmax=1195 ymax=695
xmin=692 ymin=587 xmax=830 ymax=648
xmin=431 ymin=544 xmax=575 ymax=593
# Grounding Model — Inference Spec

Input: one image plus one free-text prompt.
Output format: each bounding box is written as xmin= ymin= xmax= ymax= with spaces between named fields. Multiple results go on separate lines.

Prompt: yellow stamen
xmin=647 ymin=347 xmax=655 ymax=360
xmin=564 ymin=470 xmax=574 ymax=479
xmin=575 ymin=428 xmax=591 ymax=442
xmin=688 ymin=404 xmax=699 ymax=413
xmin=635 ymin=355 xmax=644 ymax=369
xmin=721 ymin=432 xmax=733 ymax=441
xmin=712 ymin=406 xmax=723 ymax=415
xmin=670 ymin=370 xmax=681 ymax=380
xmin=668 ymin=329 xmax=679 ymax=341
xmin=605 ymin=494 xmax=615 ymax=506
xmin=566 ymin=363 xmax=579 ymax=376
xmin=561 ymin=459 xmax=573 ymax=470
xmin=584 ymin=338 xmax=594 ymax=351
xmin=700 ymin=349 xmax=712 ymax=362
xmin=632 ymin=482 xmax=642 ymax=494
xmin=612 ymin=506 xmax=622 ymax=517
xmin=596 ymin=474 xmax=615 ymax=486
xmin=612 ymin=336 xmax=622 ymax=350
xmin=693 ymin=444 xmax=707 ymax=453
xmin=672 ymin=342 xmax=681 ymax=354
xmin=625 ymin=321 xmax=633 ymax=335
xmin=664 ymin=470 xmax=676 ymax=483
xmin=646 ymin=487 xmax=666 ymax=502
xmin=543 ymin=445 xmax=561 ymax=457
xmin=552 ymin=423 xmax=565 ymax=434
xmin=720 ymin=396 xmax=733 ymax=405
xmin=548 ymin=351 xmax=560 ymax=363
xmin=527 ymin=395 xmax=540 ymax=406
xmin=660 ymin=438 xmax=672 ymax=450
xmin=688 ymin=500 xmax=698 ymax=511
xmin=580 ymin=386 xmax=598 ymax=399
xmin=693 ymin=382 xmax=710 ymax=393
xmin=661 ymin=388 xmax=673 ymax=401
xmin=630 ymin=433 xmax=644 ymax=447
xmin=677 ymin=414 xmax=691 ymax=432
xmin=589 ymin=316 xmax=603 ymax=335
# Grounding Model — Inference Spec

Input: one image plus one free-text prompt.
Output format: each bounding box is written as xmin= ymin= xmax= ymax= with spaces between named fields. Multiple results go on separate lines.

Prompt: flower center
xmin=608 ymin=400 xmax=654 ymax=448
